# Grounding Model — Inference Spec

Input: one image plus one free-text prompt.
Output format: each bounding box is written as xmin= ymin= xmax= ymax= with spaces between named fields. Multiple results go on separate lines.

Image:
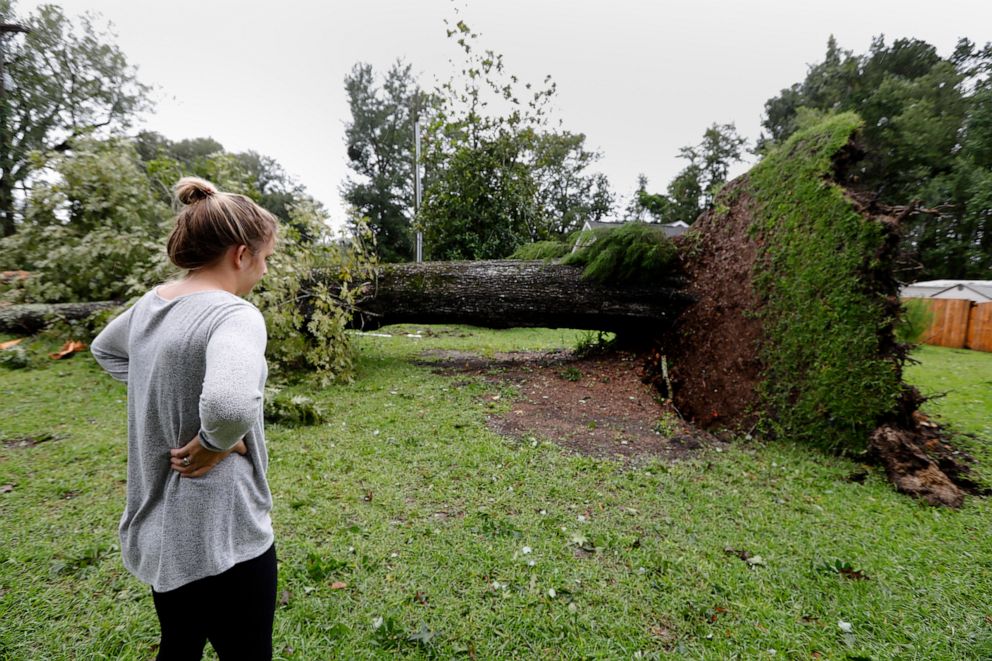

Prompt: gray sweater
xmin=91 ymin=289 xmax=273 ymax=592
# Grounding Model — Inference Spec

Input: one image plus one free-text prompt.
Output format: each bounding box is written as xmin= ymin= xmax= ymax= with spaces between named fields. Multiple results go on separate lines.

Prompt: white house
xmin=900 ymin=280 xmax=992 ymax=303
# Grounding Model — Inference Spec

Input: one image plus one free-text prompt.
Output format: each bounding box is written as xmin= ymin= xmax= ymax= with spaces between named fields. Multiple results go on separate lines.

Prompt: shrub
xmin=573 ymin=330 xmax=616 ymax=357
xmin=562 ymin=223 xmax=678 ymax=285
xmin=40 ymin=306 xmax=126 ymax=345
xmin=895 ymin=298 xmax=934 ymax=345
xmin=509 ymin=241 xmax=572 ymax=260
xmin=263 ymin=387 xmax=325 ymax=426
xmin=0 ymin=137 xmax=378 ymax=385
xmin=0 ymin=139 xmax=175 ymax=304
xmin=0 ymin=345 xmax=30 ymax=369
xmin=250 ymin=202 xmax=378 ymax=384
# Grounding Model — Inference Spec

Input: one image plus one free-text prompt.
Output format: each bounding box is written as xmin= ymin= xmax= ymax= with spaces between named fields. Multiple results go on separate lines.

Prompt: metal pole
xmin=414 ymin=118 xmax=422 ymax=262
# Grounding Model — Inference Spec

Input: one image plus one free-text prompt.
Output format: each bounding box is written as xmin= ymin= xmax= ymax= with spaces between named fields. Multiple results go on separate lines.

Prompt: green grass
xmin=904 ymin=344 xmax=992 ymax=465
xmin=1 ymin=329 xmax=990 ymax=659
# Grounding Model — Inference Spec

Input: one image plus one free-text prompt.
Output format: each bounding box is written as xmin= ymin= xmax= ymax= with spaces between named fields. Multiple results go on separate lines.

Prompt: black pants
xmin=151 ymin=544 xmax=277 ymax=661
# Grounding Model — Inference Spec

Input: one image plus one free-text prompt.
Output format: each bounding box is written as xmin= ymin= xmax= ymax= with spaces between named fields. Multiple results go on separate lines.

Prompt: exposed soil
xmin=647 ymin=178 xmax=765 ymax=430
xmin=866 ymin=410 xmax=989 ymax=507
xmin=417 ymin=349 xmax=725 ymax=462
xmin=2 ymin=433 xmax=62 ymax=449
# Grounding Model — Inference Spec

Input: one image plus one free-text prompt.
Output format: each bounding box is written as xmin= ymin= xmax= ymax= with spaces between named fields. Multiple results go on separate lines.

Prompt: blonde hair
xmin=166 ymin=177 xmax=278 ymax=270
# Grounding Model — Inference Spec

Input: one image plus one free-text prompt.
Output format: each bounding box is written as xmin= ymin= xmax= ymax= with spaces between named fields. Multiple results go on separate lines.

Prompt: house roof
xmin=585 ymin=220 xmax=621 ymax=230
xmin=910 ymin=280 xmax=992 ymax=289
xmin=581 ymin=220 xmax=689 ymax=237
xmin=901 ymin=280 xmax=992 ymax=302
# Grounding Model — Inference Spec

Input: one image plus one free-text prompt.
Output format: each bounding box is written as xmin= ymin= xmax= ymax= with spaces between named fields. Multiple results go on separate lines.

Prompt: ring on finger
xmin=182 ymin=456 xmax=191 ymax=467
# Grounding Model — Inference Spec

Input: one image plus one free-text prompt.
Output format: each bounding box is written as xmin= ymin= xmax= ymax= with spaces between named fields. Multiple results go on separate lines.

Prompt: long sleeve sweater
xmin=91 ymin=288 xmax=274 ymax=593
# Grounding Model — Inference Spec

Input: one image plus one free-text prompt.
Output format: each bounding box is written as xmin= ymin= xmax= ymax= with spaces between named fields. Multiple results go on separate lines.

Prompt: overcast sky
xmin=17 ymin=0 xmax=992 ymax=229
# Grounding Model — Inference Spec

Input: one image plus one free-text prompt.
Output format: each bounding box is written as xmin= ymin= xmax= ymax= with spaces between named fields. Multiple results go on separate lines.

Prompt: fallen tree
xmin=0 ymin=301 xmax=121 ymax=334
xmin=644 ymin=112 xmax=983 ymax=507
xmin=1 ymin=114 xmax=983 ymax=506
xmin=343 ymin=260 xmax=691 ymax=334
xmin=0 ymin=265 xmax=691 ymax=336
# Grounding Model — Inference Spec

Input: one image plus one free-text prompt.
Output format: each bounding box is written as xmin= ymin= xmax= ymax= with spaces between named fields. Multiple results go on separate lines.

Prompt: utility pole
xmin=414 ymin=117 xmax=423 ymax=262
xmin=0 ymin=21 xmax=30 ymax=237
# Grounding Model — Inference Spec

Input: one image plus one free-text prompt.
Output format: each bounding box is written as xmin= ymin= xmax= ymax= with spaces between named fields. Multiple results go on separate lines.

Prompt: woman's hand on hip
xmin=169 ymin=434 xmax=247 ymax=478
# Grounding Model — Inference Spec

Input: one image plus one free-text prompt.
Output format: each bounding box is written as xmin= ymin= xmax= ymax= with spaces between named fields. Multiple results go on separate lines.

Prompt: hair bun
xmin=174 ymin=177 xmax=218 ymax=205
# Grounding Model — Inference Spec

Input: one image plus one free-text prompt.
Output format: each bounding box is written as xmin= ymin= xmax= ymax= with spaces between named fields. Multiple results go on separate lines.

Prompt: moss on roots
xmin=747 ymin=113 xmax=903 ymax=452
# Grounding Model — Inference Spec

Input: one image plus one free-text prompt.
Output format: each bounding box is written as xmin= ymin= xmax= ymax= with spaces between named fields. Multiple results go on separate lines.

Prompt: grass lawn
xmin=1 ymin=330 xmax=990 ymax=659
xmin=904 ymin=344 xmax=992 ymax=465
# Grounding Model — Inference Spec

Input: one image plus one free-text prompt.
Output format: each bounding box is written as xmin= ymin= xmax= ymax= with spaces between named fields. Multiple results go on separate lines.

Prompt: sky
xmin=16 ymin=0 xmax=992 ymax=230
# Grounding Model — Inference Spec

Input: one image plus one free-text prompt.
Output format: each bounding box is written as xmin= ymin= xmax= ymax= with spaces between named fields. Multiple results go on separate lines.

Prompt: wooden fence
xmin=913 ymin=298 xmax=992 ymax=352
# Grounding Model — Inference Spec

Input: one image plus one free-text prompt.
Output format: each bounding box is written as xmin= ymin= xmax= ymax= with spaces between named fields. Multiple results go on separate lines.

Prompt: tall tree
xmin=342 ymin=60 xmax=430 ymax=262
xmin=531 ymin=131 xmax=614 ymax=236
xmin=134 ymin=130 xmax=307 ymax=226
xmin=624 ymin=174 xmax=652 ymax=222
xmin=235 ymin=150 xmax=304 ymax=221
xmin=0 ymin=1 xmax=148 ymax=236
xmin=688 ymin=123 xmax=748 ymax=206
xmin=760 ymin=35 xmax=992 ymax=278
xmin=421 ymin=128 xmax=538 ymax=260
xmin=419 ymin=17 xmax=613 ymax=259
xmin=637 ymin=123 xmax=746 ymax=225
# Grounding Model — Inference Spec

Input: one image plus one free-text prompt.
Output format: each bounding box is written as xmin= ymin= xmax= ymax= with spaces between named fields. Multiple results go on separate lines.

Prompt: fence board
xmin=967 ymin=302 xmax=992 ymax=352
xmin=919 ymin=299 xmax=973 ymax=349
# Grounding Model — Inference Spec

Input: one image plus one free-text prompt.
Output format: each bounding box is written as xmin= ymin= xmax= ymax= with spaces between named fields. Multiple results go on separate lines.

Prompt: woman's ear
xmin=233 ymin=244 xmax=250 ymax=270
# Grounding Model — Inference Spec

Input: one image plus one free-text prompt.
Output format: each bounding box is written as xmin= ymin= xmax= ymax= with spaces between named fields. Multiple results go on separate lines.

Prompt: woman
xmin=92 ymin=177 xmax=279 ymax=660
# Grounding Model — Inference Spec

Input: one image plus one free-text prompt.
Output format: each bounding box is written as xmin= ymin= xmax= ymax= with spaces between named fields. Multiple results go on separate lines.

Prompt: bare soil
xmin=2 ymin=433 xmax=62 ymax=449
xmin=417 ymin=349 xmax=726 ymax=462
xmin=647 ymin=179 xmax=765 ymax=430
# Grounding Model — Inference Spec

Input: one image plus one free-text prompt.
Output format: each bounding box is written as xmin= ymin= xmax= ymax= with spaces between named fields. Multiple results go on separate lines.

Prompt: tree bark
xmin=0 ymin=301 xmax=121 ymax=333
xmin=342 ymin=260 xmax=692 ymax=334
xmin=0 ymin=262 xmax=691 ymax=335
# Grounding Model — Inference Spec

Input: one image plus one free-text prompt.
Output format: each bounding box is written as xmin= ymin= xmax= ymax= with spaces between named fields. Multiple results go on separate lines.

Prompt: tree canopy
xmin=760 ymin=35 xmax=992 ymax=279
xmin=413 ymin=19 xmax=614 ymax=260
xmin=633 ymin=123 xmax=747 ymax=225
xmin=342 ymin=60 xmax=433 ymax=262
xmin=0 ymin=0 xmax=149 ymax=236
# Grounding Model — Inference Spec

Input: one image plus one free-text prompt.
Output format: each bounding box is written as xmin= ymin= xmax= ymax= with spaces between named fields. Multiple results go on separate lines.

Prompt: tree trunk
xmin=0 ymin=301 xmax=121 ymax=334
xmin=0 ymin=33 xmax=15 ymax=239
xmin=0 ymin=262 xmax=691 ymax=335
xmin=0 ymin=180 xmax=15 ymax=237
xmin=341 ymin=260 xmax=693 ymax=334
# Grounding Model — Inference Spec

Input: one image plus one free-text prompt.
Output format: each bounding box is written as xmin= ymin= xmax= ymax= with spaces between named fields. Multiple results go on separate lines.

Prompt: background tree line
xmin=344 ymin=30 xmax=991 ymax=280
xmin=2 ymin=0 xmax=989 ymax=283
xmin=0 ymin=0 xmax=378 ymax=383
xmin=0 ymin=2 xmax=326 ymax=303
xmin=342 ymin=20 xmax=614 ymax=262
xmin=759 ymin=35 xmax=992 ymax=280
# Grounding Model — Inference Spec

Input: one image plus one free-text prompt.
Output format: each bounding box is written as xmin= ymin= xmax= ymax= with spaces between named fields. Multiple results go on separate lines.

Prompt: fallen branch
xmin=0 ymin=301 xmax=121 ymax=334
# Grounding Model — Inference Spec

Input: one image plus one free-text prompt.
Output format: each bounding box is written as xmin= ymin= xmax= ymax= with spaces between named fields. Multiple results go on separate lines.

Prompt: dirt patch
xmin=2 ymin=433 xmax=63 ymax=449
xmin=647 ymin=179 xmax=765 ymax=430
xmin=417 ymin=349 xmax=723 ymax=462
xmin=416 ymin=349 xmax=571 ymax=373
